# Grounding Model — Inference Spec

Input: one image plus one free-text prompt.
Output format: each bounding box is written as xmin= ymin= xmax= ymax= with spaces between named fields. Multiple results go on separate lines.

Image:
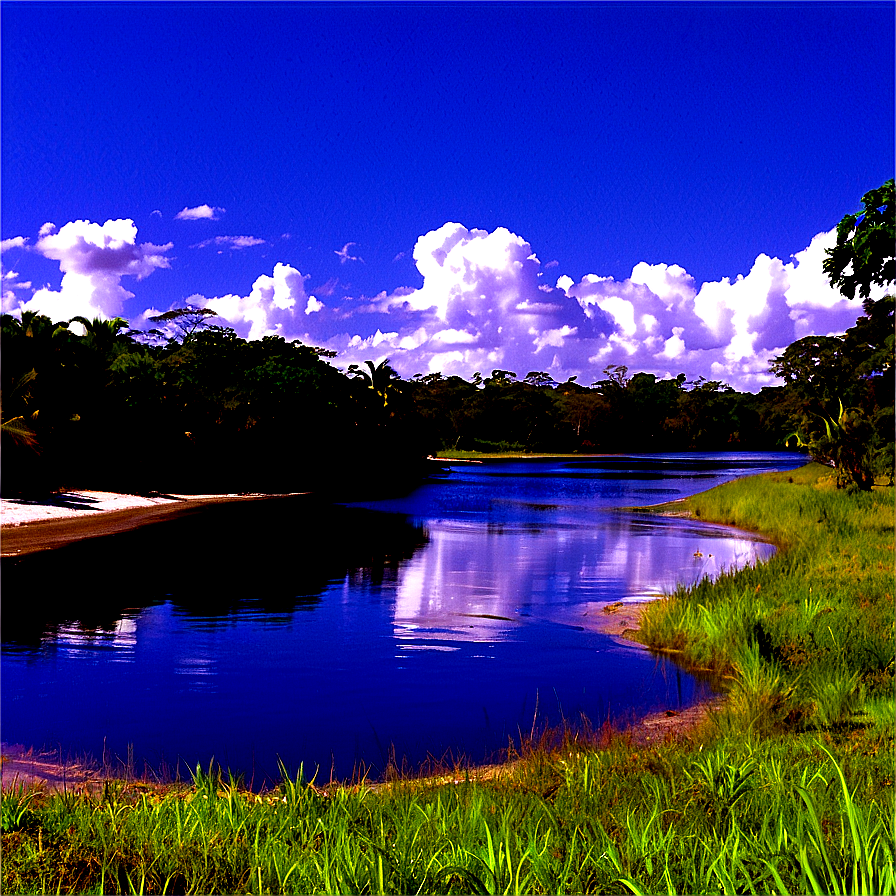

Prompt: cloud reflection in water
xmin=392 ymin=513 xmax=773 ymax=646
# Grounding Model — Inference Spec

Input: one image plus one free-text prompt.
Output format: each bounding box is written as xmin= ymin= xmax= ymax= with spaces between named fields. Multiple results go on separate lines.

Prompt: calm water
xmin=1 ymin=452 xmax=804 ymax=784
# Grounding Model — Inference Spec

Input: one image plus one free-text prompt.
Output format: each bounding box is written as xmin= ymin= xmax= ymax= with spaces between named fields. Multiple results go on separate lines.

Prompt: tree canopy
xmin=774 ymin=178 xmax=895 ymax=490
xmin=823 ymin=178 xmax=894 ymax=300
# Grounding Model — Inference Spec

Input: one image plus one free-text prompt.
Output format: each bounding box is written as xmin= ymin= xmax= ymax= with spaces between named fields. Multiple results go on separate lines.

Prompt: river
xmin=1 ymin=452 xmax=805 ymax=785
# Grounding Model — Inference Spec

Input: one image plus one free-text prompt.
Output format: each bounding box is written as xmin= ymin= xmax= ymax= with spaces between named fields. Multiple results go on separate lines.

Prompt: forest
xmin=1 ymin=181 xmax=892 ymax=497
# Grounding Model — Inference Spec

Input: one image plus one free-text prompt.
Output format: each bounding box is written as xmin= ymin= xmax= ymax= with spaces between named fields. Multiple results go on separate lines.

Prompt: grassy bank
xmin=3 ymin=464 xmax=894 ymax=894
xmin=637 ymin=463 xmax=894 ymax=734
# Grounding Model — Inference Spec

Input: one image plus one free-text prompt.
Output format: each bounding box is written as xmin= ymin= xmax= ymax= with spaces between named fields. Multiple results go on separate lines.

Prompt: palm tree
xmin=348 ymin=359 xmax=401 ymax=409
xmin=69 ymin=315 xmax=131 ymax=354
xmin=0 ymin=369 xmax=40 ymax=450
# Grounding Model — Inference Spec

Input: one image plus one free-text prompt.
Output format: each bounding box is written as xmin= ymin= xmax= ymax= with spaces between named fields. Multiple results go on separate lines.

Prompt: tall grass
xmin=3 ymin=735 xmax=893 ymax=894
xmin=638 ymin=463 xmax=894 ymax=732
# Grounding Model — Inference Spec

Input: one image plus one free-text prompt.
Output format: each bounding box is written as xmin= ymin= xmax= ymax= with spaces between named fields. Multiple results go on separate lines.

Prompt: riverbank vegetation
xmin=3 ymin=181 xmax=893 ymax=497
xmin=3 ymin=463 xmax=893 ymax=894
xmin=0 ymin=310 xmax=801 ymax=496
xmin=637 ymin=463 xmax=894 ymax=730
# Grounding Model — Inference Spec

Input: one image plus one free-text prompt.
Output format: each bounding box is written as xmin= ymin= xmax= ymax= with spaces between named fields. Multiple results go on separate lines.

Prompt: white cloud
xmin=38 ymin=222 xmax=57 ymax=237
xmin=1 ymin=236 xmax=28 ymax=253
xmin=8 ymin=219 xmax=171 ymax=321
xmin=175 ymin=204 xmax=225 ymax=221
xmin=335 ymin=242 xmax=364 ymax=264
xmin=780 ymin=229 xmax=867 ymax=339
xmin=331 ymin=223 xmax=873 ymax=390
xmin=189 ymin=262 xmax=311 ymax=341
xmin=191 ymin=235 xmax=266 ymax=250
xmin=1 ymin=270 xmax=32 ymax=310
xmin=136 ymin=220 xmax=877 ymax=393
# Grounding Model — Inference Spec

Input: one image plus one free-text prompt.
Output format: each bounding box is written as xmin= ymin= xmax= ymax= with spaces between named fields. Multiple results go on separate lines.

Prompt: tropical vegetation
xmin=3 ymin=181 xmax=892 ymax=496
xmin=0 ymin=181 xmax=893 ymax=894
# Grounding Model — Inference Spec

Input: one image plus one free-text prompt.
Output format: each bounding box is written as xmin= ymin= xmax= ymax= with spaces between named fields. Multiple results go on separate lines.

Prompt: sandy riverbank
xmin=1 ymin=693 xmax=721 ymax=793
xmin=0 ymin=489 xmax=306 ymax=557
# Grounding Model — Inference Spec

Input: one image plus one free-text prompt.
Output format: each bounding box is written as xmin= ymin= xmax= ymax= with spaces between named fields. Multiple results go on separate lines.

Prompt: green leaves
xmin=1 ymin=785 xmax=41 ymax=833
xmin=824 ymin=179 xmax=895 ymax=300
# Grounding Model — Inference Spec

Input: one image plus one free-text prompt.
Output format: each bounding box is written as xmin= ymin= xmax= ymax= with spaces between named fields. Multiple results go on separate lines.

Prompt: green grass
xmin=3 ymin=462 xmax=893 ymax=894
xmin=434 ymin=450 xmax=603 ymax=460
xmin=637 ymin=464 xmax=894 ymax=730
xmin=2 ymin=733 xmax=893 ymax=894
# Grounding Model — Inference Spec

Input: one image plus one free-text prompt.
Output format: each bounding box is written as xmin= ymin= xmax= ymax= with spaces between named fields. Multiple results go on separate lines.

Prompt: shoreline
xmin=0 ymin=490 xmax=307 ymax=557
xmin=0 ymin=485 xmax=723 ymax=792
xmin=0 ymin=595 xmax=711 ymax=793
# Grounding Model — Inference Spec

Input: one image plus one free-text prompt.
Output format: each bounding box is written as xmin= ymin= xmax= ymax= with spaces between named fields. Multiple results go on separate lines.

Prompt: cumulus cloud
xmin=6 ymin=219 xmax=172 ymax=321
xmin=1 ymin=236 xmax=28 ymax=253
xmin=168 ymin=221 xmax=875 ymax=392
xmin=175 ymin=204 xmax=225 ymax=221
xmin=191 ymin=235 xmax=266 ymax=251
xmin=179 ymin=262 xmax=318 ymax=341
xmin=549 ymin=228 xmax=872 ymax=391
xmin=38 ymin=222 xmax=57 ymax=236
xmin=360 ymin=223 xmax=612 ymax=377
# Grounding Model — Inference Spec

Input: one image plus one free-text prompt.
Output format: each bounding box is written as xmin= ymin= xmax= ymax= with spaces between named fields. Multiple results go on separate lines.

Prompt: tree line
xmin=0 ymin=310 xmax=429 ymax=497
xmin=2 ymin=180 xmax=892 ymax=495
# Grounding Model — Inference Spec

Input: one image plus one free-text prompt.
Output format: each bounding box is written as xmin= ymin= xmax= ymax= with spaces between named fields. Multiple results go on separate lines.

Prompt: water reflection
xmin=50 ymin=616 xmax=138 ymax=661
xmin=2 ymin=498 xmax=427 ymax=651
xmin=1 ymin=452 xmax=806 ymax=783
xmin=391 ymin=513 xmax=772 ymax=645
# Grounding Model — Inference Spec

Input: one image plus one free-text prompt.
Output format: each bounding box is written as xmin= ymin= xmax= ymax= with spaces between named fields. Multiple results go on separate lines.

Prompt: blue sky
xmin=2 ymin=1 xmax=893 ymax=390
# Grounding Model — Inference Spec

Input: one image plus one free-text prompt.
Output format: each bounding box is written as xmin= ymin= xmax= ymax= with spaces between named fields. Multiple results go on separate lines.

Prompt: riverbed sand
xmin=0 ymin=489 xmax=305 ymax=557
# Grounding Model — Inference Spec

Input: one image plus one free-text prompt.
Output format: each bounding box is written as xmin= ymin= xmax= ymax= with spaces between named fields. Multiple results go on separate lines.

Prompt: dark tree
xmin=823 ymin=179 xmax=894 ymax=300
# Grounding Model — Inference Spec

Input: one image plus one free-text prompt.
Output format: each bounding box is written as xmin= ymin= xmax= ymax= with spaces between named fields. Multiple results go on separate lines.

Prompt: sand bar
xmin=1 ymin=490 xmax=305 ymax=557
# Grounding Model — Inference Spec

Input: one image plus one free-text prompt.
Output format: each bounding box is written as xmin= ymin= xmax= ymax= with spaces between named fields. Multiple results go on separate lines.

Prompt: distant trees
xmin=404 ymin=364 xmax=789 ymax=455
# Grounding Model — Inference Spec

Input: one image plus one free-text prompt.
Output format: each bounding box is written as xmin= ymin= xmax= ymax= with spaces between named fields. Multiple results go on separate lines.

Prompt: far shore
xmin=0 ymin=490 xmax=307 ymax=558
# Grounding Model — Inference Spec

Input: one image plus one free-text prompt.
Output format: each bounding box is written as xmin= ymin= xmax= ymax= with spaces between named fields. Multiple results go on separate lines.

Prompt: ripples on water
xmin=1 ymin=452 xmax=805 ymax=784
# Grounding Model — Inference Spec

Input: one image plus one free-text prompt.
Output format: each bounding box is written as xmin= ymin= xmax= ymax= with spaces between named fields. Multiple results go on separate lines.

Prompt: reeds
xmin=3 ymin=736 xmax=893 ymax=894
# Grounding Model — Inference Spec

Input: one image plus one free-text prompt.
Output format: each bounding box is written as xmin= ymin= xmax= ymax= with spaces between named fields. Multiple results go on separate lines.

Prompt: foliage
xmin=824 ymin=179 xmax=894 ymax=300
xmin=771 ymin=178 xmax=896 ymax=490
xmin=4 ymin=306 xmax=804 ymax=498
xmin=408 ymin=364 xmax=791 ymax=455
xmin=0 ymin=313 xmax=427 ymax=496
xmin=785 ymin=399 xmax=879 ymax=491
xmin=146 ymin=305 xmax=221 ymax=342
xmin=0 ymin=369 xmax=40 ymax=449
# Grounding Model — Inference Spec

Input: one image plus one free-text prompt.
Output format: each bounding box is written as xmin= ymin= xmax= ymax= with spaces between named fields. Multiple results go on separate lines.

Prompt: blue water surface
xmin=1 ymin=452 xmax=805 ymax=784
